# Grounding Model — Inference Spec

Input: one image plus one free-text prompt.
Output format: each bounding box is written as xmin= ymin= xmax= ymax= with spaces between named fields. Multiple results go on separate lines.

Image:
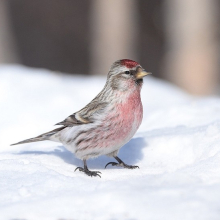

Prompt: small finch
xmin=11 ymin=59 xmax=151 ymax=177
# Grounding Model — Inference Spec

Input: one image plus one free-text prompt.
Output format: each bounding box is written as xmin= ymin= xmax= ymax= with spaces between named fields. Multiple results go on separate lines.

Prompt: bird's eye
xmin=124 ymin=71 xmax=130 ymax=74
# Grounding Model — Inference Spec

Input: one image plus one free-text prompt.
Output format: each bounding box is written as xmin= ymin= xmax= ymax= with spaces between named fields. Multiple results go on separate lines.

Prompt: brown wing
xmin=55 ymin=102 xmax=108 ymax=127
xmin=55 ymin=113 xmax=89 ymax=126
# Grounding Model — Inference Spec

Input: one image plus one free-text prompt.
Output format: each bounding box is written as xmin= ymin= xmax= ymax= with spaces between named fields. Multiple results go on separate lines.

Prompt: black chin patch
xmin=135 ymin=78 xmax=143 ymax=85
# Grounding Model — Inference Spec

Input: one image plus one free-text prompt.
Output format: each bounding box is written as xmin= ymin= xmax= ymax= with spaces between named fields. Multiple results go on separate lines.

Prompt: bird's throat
xmin=135 ymin=78 xmax=143 ymax=86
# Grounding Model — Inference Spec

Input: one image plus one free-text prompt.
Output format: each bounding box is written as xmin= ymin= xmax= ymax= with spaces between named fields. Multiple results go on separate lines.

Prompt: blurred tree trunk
xmin=7 ymin=0 xmax=90 ymax=74
xmin=164 ymin=0 xmax=219 ymax=95
xmin=90 ymin=0 xmax=138 ymax=75
xmin=0 ymin=0 xmax=18 ymax=63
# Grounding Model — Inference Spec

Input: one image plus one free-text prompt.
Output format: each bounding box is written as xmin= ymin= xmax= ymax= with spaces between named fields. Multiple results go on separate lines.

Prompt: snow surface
xmin=1 ymin=65 xmax=220 ymax=220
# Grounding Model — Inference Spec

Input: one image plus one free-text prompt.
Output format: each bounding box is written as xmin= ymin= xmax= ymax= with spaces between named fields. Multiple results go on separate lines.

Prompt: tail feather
xmin=11 ymin=137 xmax=45 ymax=146
xmin=11 ymin=126 xmax=66 ymax=146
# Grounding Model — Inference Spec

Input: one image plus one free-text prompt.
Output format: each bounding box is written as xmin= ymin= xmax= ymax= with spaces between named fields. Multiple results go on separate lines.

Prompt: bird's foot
xmin=105 ymin=162 xmax=139 ymax=169
xmin=74 ymin=167 xmax=101 ymax=178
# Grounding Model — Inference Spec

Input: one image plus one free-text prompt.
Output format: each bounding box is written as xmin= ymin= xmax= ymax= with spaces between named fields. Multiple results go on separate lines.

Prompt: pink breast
xmin=104 ymin=90 xmax=143 ymax=147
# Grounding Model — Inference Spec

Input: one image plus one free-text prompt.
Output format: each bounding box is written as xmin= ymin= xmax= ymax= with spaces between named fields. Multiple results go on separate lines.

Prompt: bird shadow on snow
xmin=16 ymin=137 xmax=147 ymax=170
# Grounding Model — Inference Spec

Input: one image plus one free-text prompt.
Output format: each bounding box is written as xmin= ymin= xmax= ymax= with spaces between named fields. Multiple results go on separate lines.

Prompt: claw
xmin=124 ymin=164 xmax=139 ymax=169
xmin=95 ymin=173 xmax=101 ymax=178
xmin=74 ymin=167 xmax=83 ymax=172
xmin=105 ymin=161 xmax=139 ymax=169
xmin=105 ymin=162 xmax=118 ymax=168
xmin=74 ymin=166 xmax=101 ymax=178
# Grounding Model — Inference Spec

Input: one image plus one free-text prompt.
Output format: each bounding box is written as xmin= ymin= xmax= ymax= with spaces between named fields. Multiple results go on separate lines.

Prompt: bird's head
xmin=107 ymin=59 xmax=151 ymax=91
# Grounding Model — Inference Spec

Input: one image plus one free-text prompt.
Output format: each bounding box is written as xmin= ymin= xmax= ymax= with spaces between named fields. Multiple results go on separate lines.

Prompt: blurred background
xmin=0 ymin=0 xmax=220 ymax=95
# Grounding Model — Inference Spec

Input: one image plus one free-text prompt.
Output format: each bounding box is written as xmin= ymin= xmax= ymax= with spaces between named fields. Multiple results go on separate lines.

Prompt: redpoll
xmin=11 ymin=59 xmax=151 ymax=177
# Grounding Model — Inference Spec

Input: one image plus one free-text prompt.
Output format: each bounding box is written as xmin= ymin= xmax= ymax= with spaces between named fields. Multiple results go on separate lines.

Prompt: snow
xmin=1 ymin=65 xmax=220 ymax=220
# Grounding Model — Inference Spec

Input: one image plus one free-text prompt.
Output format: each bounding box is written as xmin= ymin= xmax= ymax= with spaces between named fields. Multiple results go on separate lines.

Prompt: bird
xmin=11 ymin=59 xmax=151 ymax=178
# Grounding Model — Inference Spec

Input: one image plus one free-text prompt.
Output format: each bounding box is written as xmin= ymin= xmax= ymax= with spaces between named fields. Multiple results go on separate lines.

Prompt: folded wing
xmin=55 ymin=101 xmax=108 ymax=127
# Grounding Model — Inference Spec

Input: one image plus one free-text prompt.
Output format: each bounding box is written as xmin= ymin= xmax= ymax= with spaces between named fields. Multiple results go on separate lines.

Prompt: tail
xmin=11 ymin=126 xmax=66 ymax=146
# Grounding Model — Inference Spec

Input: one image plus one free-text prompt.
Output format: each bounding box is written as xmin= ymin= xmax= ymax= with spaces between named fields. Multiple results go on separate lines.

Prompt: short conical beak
xmin=136 ymin=71 xmax=152 ymax=79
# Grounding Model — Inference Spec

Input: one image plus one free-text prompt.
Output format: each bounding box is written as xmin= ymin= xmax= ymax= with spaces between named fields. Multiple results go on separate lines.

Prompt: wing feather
xmin=55 ymin=101 xmax=108 ymax=127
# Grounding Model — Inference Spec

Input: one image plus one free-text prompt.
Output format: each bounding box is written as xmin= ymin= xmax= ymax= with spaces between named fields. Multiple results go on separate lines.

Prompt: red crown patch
xmin=120 ymin=59 xmax=139 ymax=68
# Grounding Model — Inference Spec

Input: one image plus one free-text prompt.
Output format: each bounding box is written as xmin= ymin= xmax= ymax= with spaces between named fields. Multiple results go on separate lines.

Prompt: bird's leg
xmin=75 ymin=159 xmax=101 ymax=178
xmin=105 ymin=156 xmax=139 ymax=169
